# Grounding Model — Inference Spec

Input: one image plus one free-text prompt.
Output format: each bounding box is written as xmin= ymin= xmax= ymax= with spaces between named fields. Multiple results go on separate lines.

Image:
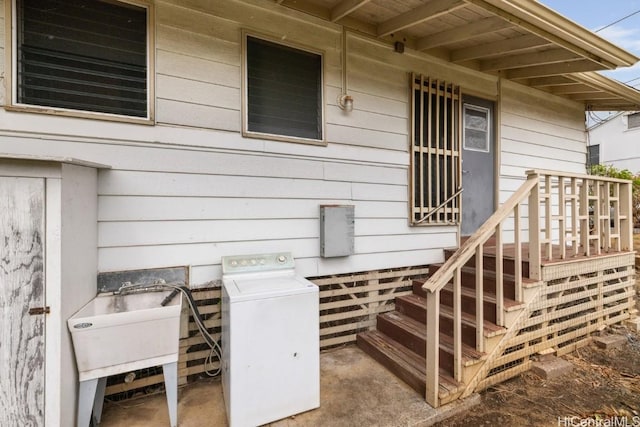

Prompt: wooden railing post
xmin=495 ymin=223 xmax=504 ymax=326
xmin=527 ymin=172 xmax=541 ymax=280
xmin=453 ymin=268 xmax=462 ymax=381
xmin=425 ymin=290 xmax=440 ymax=407
xmin=620 ymin=181 xmax=633 ymax=251
xmin=475 ymin=244 xmax=484 ymax=352
xmin=579 ymin=177 xmax=590 ymax=256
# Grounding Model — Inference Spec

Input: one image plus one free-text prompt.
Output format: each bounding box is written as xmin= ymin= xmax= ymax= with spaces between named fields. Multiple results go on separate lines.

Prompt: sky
xmin=539 ymin=0 xmax=640 ymax=87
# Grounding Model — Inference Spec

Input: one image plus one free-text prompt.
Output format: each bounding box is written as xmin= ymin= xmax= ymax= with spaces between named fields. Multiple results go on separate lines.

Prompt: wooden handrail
xmin=422 ymin=169 xmax=633 ymax=408
xmin=527 ymin=169 xmax=632 ymax=184
xmin=421 ymin=175 xmax=539 ymax=294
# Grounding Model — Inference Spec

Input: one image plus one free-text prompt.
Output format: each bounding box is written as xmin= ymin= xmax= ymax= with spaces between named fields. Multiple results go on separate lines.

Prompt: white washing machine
xmin=221 ymin=252 xmax=319 ymax=427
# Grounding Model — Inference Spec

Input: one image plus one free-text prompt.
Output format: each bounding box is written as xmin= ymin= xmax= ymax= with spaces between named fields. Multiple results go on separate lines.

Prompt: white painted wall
xmin=589 ymin=113 xmax=640 ymax=173
xmin=0 ymin=0 xmax=588 ymax=286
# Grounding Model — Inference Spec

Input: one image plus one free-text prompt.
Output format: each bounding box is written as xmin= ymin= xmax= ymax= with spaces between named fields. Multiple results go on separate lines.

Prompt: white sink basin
xmin=68 ymin=290 xmax=182 ymax=381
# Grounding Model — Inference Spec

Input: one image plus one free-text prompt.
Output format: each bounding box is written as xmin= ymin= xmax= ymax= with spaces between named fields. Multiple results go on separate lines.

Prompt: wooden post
xmin=594 ymin=181 xmax=602 ymax=255
xmin=571 ymin=177 xmax=579 ymax=256
xmin=544 ymin=174 xmax=552 ymax=260
xmin=425 ymin=291 xmax=440 ymax=407
xmin=495 ymin=223 xmax=504 ymax=327
xmin=513 ymin=204 xmax=522 ymax=302
xmin=579 ymin=178 xmax=589 ymax=256
xmin=368 ymin=278 xmax=379 ymax=325
xmin=475 ymin=244 xmax=484 ymax=352
xmin=620 ymin=181 xmax=633 ymax=251
xmin=453 ymin=268 xmax=462 ymax=381
xmin=603 ymin=182 xmax=612 ymax=252
xmin=558 ymin=176 xmax=566 ymax=259
xmin=527 ymin=172 xmax=541 ymax=280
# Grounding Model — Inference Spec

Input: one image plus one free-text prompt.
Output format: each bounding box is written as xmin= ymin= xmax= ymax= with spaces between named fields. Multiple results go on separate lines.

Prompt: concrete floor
xmin=99 ymin=345 xmax=478 ymax=427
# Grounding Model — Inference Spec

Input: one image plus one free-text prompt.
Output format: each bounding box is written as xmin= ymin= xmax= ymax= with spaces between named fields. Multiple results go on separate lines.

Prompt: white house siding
xmin=0 ymin=0 xmax=588 ymax=285
xmin=590 ymin=114 xmax=640 ymax=172
xmin=498 ymin=81 xmax=587 ymax=241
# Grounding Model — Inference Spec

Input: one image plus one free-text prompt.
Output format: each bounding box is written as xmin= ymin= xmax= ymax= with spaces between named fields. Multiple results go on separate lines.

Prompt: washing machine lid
xmin=224 ymin=274 xmax=317 ymax=302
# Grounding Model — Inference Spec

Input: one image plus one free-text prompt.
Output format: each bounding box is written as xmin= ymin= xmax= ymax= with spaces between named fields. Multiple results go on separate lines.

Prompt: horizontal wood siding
xmin=0 ymin=0 xmax=588 ymax=283
xmin=499 ymin=81 xmax=587 ymax=242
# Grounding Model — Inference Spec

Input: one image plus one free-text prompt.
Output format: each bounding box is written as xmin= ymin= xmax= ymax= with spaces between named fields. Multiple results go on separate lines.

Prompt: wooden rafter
xmin=416 ymin=16 xmax=512 ymax=51
xmin=506 ymin=60 xmax=603 ymax=79
xmin=480 ymin=48 xmax=581 ymax=71
xmin=377 ymin=0 xmax=465 ymax=37
xmin=528 ymin=76 xmax=577 ymax=87
xmin=330 ymin=0 xmax=371 ymax=22
xmin=550 ymin=84 xmax=600 ymax=95
xmin=569 ymin=92 xmax=620 ymax=101
xmin=450 ymin=34 xmax=551 ymax=62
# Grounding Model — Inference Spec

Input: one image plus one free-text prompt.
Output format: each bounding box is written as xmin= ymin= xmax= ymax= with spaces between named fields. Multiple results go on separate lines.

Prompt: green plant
xmin=589 ymin=164 xmax=640 ymax=227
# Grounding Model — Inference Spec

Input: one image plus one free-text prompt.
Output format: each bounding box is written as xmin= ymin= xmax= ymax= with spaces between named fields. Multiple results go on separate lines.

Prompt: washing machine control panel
xmin=222 ymin=252 xmax=294 ymax=275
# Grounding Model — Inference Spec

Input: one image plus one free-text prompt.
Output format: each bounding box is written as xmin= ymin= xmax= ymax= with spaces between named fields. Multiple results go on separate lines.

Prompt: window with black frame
xmin=245 ymin=35 xmax=323 ymax=142
xmin=15 ymin=0 xmax=148 ymax=118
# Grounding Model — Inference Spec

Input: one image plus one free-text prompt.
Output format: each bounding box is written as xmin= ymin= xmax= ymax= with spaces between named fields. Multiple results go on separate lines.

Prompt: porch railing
xmin=421 ymin=169 xmax=633 ymax=407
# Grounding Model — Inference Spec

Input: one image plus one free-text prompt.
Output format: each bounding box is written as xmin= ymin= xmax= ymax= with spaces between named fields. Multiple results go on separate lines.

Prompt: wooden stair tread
xmin=431 ymin=263 xmax=540 ymax=289
xmin=380 ymin=311 xmax=486 ymax=364
xmin=357 ymin=330 xmax=463 ymax=399
xmin=397 ymin=293 xmax=506 ymax=337
xmin=409 ymin=280 xmax=524 ymax=311
xmin=441 ymin=282 xmax=524 ymax=311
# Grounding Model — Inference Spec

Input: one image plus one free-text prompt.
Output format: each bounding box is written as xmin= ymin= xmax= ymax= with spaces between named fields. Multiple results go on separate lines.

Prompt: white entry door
xmin=0 ymin=177 xmax=46 ymax=426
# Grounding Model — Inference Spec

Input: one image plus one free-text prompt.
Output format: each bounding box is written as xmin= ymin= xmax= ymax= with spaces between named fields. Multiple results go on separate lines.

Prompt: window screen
xmin=463 ymin=104 xmax=490 ymax=152
xmin=16 ymin=0 xmax=148 ymax=118
xmin=246 ymin=36 xmax=322 ymax=141
xmin=588 ymin=144 xmax=600 ymax=166
xmin=628 ymin=112 xmax=640 ymax=130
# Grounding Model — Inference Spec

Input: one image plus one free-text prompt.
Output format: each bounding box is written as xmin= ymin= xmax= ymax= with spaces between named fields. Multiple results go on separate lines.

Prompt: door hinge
xmin=29 ymin=306 xmax=51 ymax=316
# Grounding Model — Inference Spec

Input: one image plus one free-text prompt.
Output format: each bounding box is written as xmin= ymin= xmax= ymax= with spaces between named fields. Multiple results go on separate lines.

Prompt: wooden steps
xmin=356 ymin=330 xmax=463 ymax=401
xmin=377 ymin=311 xmax=485 ymax=366
xmin=356 ymin=243 xmax=533 ymax=406
xmin=396 ymin=293 xmax=506 ymax=339
xmin=444 ymin=248 xmax=530 ymax=278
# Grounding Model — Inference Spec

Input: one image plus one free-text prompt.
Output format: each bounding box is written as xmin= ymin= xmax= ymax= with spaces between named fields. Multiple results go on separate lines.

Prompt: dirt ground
xmin=436 ymin=324 xmax=640 ymax=427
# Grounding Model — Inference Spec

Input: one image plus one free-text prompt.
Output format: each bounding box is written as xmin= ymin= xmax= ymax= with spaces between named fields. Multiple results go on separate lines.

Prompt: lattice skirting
xmin=104 ymin=265 xmax=429 ymax=398
xmin=478 ymin=253 xmax=636 ymax=390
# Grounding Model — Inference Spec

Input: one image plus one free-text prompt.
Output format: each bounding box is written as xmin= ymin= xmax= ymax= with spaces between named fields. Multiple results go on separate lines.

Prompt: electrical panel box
xmin=320 ymin=205 xmax=354 ymax=257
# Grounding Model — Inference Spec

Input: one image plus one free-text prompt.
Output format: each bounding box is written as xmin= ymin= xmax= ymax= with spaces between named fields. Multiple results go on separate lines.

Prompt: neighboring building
xmin=589 ymin=111 xmax=640 ymax=172
xmin=1 ymin=0 xmax=640 ymax=425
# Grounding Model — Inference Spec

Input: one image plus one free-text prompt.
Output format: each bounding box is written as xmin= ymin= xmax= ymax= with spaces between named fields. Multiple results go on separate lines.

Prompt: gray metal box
xmin=320 ymin=205 xmax=354 ymax=257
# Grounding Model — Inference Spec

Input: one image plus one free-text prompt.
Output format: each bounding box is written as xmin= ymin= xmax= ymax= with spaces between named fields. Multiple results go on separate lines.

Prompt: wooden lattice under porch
xmin=478 ymin=251 xmax=636 ymax=390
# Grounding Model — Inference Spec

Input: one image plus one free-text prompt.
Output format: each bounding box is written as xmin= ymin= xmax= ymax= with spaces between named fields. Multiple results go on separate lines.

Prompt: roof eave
xmin=470 ymin=0 xmax=640 ymax=68
xmin=573 ymin=72 xmax=640 ymax=111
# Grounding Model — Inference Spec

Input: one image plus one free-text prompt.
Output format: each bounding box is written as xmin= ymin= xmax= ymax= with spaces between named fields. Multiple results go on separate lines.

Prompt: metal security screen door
xmin=410 ymin=74 xmax=462 ymax=225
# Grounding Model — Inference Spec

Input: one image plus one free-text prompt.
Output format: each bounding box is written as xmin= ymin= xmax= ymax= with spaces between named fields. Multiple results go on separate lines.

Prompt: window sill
xmin=242 ymin=130 xmax=327 ymax=147
xmin=5 ymin=104 xmax=155 ymax=126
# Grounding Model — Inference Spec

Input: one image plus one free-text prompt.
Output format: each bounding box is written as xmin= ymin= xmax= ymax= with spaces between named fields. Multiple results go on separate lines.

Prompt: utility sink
xmin=68 ymin=290 xmax=182 ymax=381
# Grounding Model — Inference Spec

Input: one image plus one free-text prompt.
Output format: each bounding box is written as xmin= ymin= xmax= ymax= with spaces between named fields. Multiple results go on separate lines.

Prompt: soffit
xmin=276 ymin=0 xmax=640 ymax=110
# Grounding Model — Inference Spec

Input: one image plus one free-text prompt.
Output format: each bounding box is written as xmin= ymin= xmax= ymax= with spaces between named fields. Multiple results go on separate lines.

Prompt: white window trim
xmin=241 ymin=30 xmax=327 ymax=146
xmin=5 ymin=0 xmax=155 ymax=124
xmin=463 ymin=103 xmax=491 ymax=153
